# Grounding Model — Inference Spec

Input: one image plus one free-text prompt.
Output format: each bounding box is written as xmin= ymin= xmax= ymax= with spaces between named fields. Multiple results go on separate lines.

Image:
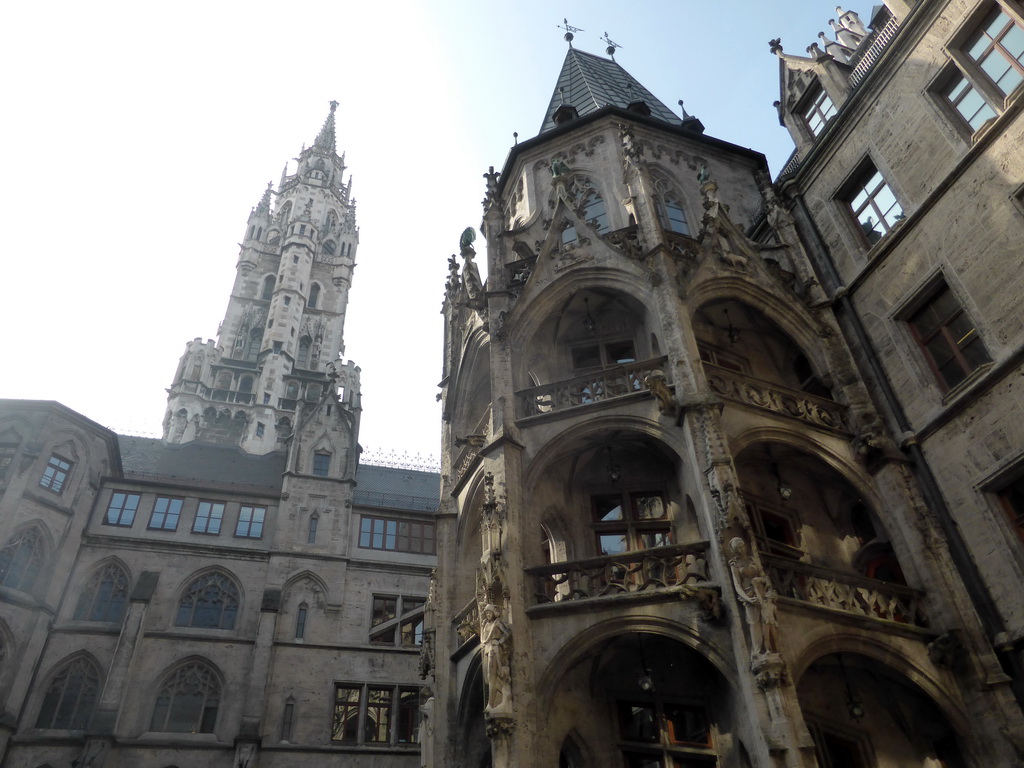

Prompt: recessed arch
xmin=150 ymin=656 xmax=224 ymax=734
xmin=34 ymin=651 xmax=103 ymax=730
xmin=174 ymin=568 xmax=243 ymax=630
xmin=73 ymin=557 xmax=132 ymax=623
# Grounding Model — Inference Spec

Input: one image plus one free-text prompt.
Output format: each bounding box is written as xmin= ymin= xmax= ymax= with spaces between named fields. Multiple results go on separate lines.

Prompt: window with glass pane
xmin=802 ymin=86 xmax=837 ymax=136
xmin=193 ymin=501 xmax=225 ymax=534
xmin=332 ymin=686 xmax=361 ymax=742
xmin=619 ymin=700 xmax=714 ymax=767
xmin=371 ymin=595 xmax=425 ymax=646
xmin=0 ymin=527 xmax=45 ymax=592
xmin=359 ymin=515 xmax=435 ymax=554
xmin=150 ymin=662 xmax=220 ymax=733
xmin=105 ymin=492 xmax=140 ymax=527
xmin=945 ymin=73 xmax=998 ymax=129
xmin=908 ymin=284 xmax=991 ymax=390
xmin=593 ymin=491 xmax=671 ymax=555
xmin=965 ymin=6 xmax=1024 ymax=96
xmin=845 ymin=165 xmax=903 ymax=243
xmin=655 ymin=194 xmax=690 ymax=235
xmin=36 ymin=657 xmax=99 ymax=730
xmin=1000 ymin=475 xmax=1024 ymax=543
xmin=40 ymin=454 xmax=72 ymax=493
xmin=149 ymin=497 xmax=183 ymax=530
xmin=235 ymin=506 xmax=266 ymax=538
xmin=0 ymin=443 xmax=17 ymax=483
xmin=397 ymin=688 xmax=420 ymax=743
xmin=175 ymin=572 xmax=240 ymax=629
xmin=581 ymin=190 xmax=610 ymax=233
xmin=312 ymin=452 xmax=330 ymax=476
xmin=74 ymin=563 xmax=130 ymax=622
xmin=364 ymin=687 xmax=392 ymax=742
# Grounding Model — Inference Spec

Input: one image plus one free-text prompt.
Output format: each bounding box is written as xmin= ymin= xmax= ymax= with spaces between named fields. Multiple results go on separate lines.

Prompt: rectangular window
xmin=697 ymin=343 xmax=749 ymax=374
xmin=149 ymin=496 xmax=183 ymax=530
xmin=370 ymin=595 xmax=425 ymax=646
xmin=965 ymin=5 xmax=1024 ymax=98
xmin=358 ymin=515 xmax=436 ymax=554
xmin=295 ymin=605 xmax=308 ymax=639
xmin=105 ymin=492 xmax=141 ymax=527
xmin=312 ymin=452 xmax=331 ymax=477
xmin=843 ymin=162 xmax=903 ymax=244
xmin=943 ymin=72 xmax=999 ymax=130
xmin=618 ymin=700 xmax=713 ymax=765
xmin=592 ymin=491 xmax=671 ymax=556
xmin=999 ymin=476 xmax=1024 ymax=542
xmin=802 ymin=85 xmax=837 ymax=137
xmin=281 ymin=699 xmax=295 ymax=741
xmin=193 ymin=501 xmax=225 ymax=534
xmin=39 ymin=454 xmax=72 ymax=493
xmin=0 ymin=443 xmax=17 ymax=483
xmin=235 ymin=505 xmax=266 ymax=538
xmin=747 ymin=498 xmax=803 ymax=559
xmin=331 ymin=684 xmax=420 ymax=746
xmin=908 ymin=282 xmax=991 ymax=391
xmin=256 ymin=422 xmax=266 ymax=438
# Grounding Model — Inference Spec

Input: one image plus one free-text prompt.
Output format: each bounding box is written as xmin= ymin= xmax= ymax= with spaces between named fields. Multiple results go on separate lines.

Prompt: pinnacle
xmin=313 ymin=100 xmax=339 ymax=153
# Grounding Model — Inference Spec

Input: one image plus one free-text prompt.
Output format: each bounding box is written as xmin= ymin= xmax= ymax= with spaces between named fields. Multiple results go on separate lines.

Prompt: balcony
xmin=525 ymin=542 xmax=711 ymax=606
xmin=762 ymin=554 xmax=927 ymax=628
xmin=516 ymin=356 xmax=669 ymax=420
xmin=703 ymin=363 xmax=849 ymax=434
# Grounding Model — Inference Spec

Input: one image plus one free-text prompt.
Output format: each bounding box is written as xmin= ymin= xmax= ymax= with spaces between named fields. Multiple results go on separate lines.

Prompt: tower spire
xmin=254 ymin=181 xmax=273 ymax=216
xmin=314 ymin=100 xmax=339 ymax=153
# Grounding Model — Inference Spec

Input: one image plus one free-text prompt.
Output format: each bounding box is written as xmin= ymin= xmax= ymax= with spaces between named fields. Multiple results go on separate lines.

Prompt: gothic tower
xmin=163 ymin=101 xmax=361 ymax=457
xmin=428 ymin=34 xmax=1023 ymax=768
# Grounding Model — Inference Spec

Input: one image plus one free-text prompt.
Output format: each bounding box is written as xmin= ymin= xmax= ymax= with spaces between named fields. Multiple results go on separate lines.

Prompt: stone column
xmin=233 ymin=587 xmax=281 ymax=767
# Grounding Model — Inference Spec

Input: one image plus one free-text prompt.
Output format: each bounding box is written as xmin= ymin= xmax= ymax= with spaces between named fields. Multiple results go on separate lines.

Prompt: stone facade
xmin=0 ymin=106 xmax=437 ymax=768
xmin=428 ymin=5 xmax=1024 ymax=766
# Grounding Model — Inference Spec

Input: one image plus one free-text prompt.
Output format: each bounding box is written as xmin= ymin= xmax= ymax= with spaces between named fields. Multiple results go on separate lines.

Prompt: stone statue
xmin=644 ymin=373 xmax=676 ymax=416
xmin=419 ymin=688 xmax=435 ymax=768
xmin=480 ymin=603 xmax=512 ymax=712
xmin=550 ymin=157 xmax=571 ymax=178
xmin=728 ymin=537 xmax=778 ymax=656
xmin=697 ymin=163 xmax=710 ymax=185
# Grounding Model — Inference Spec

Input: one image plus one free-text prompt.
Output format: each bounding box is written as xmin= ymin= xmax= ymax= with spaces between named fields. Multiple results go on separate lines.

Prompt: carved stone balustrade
xmin=516 ymin=356 xmax=669 ymax=419
xmin=703 ymin=363 xmax=849 ymax=434
xmin=526 ymin=542 xmax=711 ymax=605
xmin=762 ymin=554 xmax=928 ymax=627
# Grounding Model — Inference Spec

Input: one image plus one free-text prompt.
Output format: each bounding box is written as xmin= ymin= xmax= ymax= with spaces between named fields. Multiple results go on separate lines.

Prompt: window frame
xmin=234 ymin=505 xmax=266 ymax=539
xmin=39 ymin=454 xmax=73 ymax=494
xmin=905 ymin=280 xmax=991 ymax=392
xmin=192 ymin=500 xmax=225 ymax=535
xmin=358 ymin=515 xmax=436 ymax=555
xmin=838 ymin=159 xmax=904 ymax=246
xmin=369 ymin=594 xmax=426 ymax=646
xmin=331 ymin=683 xmax=421 ymax=747
xmin=148 ymin=496 xmax=184 ymax=531
xmin=104 ymin=492 xmax=141 ymax=527
xmin=73 ymin=562 xmax=130 ymax=623
xmin=35 ymin=657 xmax=100 ymax=730
xmin=175 ymin=571 xmax=240 ymax=630
xmin=799 ymin=83 xmax=837 ymax=138
xmin=616 ymin=697 xmax=716 ymax=766
xmin=312 ymin=452 xmax=331 ymax=477
xmin=150 ymin=662 xmax=221 ymax=734
xmin=591 ymin=490 xmax=672 ymax=557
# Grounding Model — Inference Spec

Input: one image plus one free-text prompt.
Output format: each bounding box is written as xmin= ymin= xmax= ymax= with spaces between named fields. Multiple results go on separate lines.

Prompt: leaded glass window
xmin=150 ymin=662 xmax=220 ymax=733
xmin=36 ymin=657 xmax=100 ymax=730
xmin=74 ymin=563 xmax=130 ymax=622
xmin=175 ymin=572 xmax=240 ymax=630
xmin=0 ymin=527 xmax=45 ymax=592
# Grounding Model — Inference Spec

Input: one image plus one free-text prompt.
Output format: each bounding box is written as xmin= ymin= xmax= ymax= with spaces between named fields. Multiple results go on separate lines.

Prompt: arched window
xmin=36 ymin=657 xmax=99 ymax=730
xmin=256 ymin=226 xmax=263 ymax=241
xmin=246 ymin=329 xmax=263 ymax=362
xmin=295 ymin=602 xmax=309 ymax=638
xmin=580 ymin=190 xmax=609 ymax=233
xmin=561 ymin=221 xmax=578 ymax=247
xmin=655 ymin=193 xmax=690 ymax=235
xmin=297 ymin=337 xmax=312 ymax=368
xmin=308 ymin=283 xmax=321 ymax=309
xmin=74 ymin=563 xmax=129 ymax=623
xmin=0 ymin=527 xmax=45 ymax=592
xmin=150 ymin=662 xmax=221 ymax=733
xmin=261 ymin=275 xmax=276 ymax=301
xmin=175 ymin=572 xmax=240 ymax=630
xmin=322 ymin=240 xmax=336 ymax=256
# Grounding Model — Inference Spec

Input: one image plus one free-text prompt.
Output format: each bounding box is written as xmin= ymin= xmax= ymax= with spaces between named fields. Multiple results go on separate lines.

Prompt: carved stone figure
xmin=644 ymin=373 xmax=676 ymax=416
xmin=480 ymin=603 xmax=512 ymax=712
xmin=550 ymin=157 xmax=571 ymax=178
xmin=728 ymin=537 xmax=778 ymax=656
xmin=419 ymin=689 xmax=435 ymax=768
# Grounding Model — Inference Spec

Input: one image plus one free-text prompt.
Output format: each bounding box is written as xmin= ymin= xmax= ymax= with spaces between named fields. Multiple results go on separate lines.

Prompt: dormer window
xmin=801 ymin=85 xmax=837 ymax=137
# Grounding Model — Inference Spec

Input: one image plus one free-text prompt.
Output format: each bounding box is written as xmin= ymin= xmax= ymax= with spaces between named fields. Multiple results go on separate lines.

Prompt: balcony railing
xmin=703 ymin=363 xmax=849 ymax=434
xmin=516 ymin=356 xmax=669 ymax=419
xmin=762 ymin=554 xmax=927 ymax=627
xmin=526 ymin=542 xmax=710 ymax=604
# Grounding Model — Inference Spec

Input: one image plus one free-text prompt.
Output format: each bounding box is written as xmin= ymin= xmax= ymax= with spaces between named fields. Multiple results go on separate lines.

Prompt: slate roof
xmin=354 ymin=464 xmax=439 ymax=513
xmin=118 ymin=435 xmax=286 ymax=494
xmin=540 ymin=48 xmax=684 ymax=134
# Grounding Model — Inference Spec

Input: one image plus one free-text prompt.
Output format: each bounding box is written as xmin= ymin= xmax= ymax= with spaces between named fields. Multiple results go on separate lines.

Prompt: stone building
xmin=0 ymin=106 xmax=437 ymax=768
xmin=428 ymin=3 xmax=1024 ymax=767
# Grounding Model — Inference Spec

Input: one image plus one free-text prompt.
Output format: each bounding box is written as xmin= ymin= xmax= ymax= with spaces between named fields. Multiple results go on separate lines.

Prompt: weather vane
xmin=602 ymin=32 xmax=622 ymax=59
xmin=559 ymin=18 xmax=584 ymax=47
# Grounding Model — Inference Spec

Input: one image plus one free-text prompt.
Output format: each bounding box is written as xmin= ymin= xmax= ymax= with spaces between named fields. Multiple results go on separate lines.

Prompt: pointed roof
xmin=539 ymin=48 xmax=683 ymax=134
xmin=313 ymin=100 xmax=338 ymax=153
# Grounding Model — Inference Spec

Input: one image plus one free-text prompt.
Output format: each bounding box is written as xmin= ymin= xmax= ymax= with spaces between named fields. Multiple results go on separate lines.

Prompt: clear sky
xmin=0 ymin=1 xmax=855 ymax=465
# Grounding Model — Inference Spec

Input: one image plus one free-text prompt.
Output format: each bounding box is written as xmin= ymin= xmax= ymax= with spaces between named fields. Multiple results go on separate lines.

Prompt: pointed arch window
xmin=150 ymin=662 xmax=221 ymax=733
xmin=175 ymin=572 xmax=240 ymax=630
xmin=322 ymin=240 xmax=336 ymax=256
xmin=655 ymin=193 xmax=690 ymax=235
xmin=35 ymin=657 xmax=99 ymax=730
xmin=308 ymin=283 xmax=321 ymax=309
xmin=297 ymin=337 xmax=312 ymax=368
xmin=0 ymin=527 xmax=45 ymax=592
xmin=261 ymin=275 xmax=276 ymax=301
xmin=246 ymin=329 xmax=263 ymax=362
xmin=580 ymin=190 xmax=609 ymax=233
xmin=74 ymin=563 xmax=130 ymax=623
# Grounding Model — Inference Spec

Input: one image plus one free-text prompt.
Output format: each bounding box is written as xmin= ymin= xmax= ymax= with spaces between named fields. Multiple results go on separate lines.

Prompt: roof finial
xmin=601 ymin=32 xmax=622 ymax=60
xmin=559 ymin=18 xmax=584 ymax=47
xmin=255 ymin=181 xmax=273 ymax=216
xmin=677 ymin=99 xmax=690 ymax=119
xmin=313 ymin=100 xmax=338 ymax=153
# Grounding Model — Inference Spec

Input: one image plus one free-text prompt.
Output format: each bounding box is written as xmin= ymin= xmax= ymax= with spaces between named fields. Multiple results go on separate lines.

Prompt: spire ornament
xmin=601 ymin=32 xmax=622 ymax=59
xmin=558 ymin=18 xmax=584 ymax=47
xmin=313 ymin=100 xmax=339 ymax=153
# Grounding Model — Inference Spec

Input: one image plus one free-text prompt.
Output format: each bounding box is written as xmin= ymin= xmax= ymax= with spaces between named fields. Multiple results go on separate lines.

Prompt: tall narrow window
xmin=36 ymin=657 xmax=100 ymax=730
xmin=364 ymin=687 xmax=392 ymax=743
xmin=999 ymin=475 xmax=1024 ymax=543
xmin=175 ymin=572 xmax=240 ymax=629
xmin=844 ymin=163 xmax=903 ymax=243
xmin=308 ymin=283 xmax=321 ymax=309
xmin=74 ymin=563 xmax=130 ymax=622
xmin=261 ymin=275 xmax=276 ymax=300
xmin=908 ymin=282 xmax=991 ymax=390
xmin=297 ymin=337 xmax=312 ymax=368
xmin=802 ymin=85 xmax=837 ymax=136
xmin=397 ymin=688 xmax=420 ymax=744
xmin=580 ymin=190 xmax=609 ymax=233
xmin=312 ymin=452 xmax=331 ymax=477
xmin=307 ymin=514 xmax=319 ymax=544
xmin=332 ymin=685 xmax=362 ymax=742
xmin=281 ymin=697 xmax=296 ymax=741
xmin=655 ymin=193 xmax=690 ymax=235
xmin=246 ymin=329 xmax=263 ymax=362
xmin=105 ymin=492 xmax=141 ymax=527
xmin=39 ymin=454 xmax=72 ymax=493
xmin=150 ymin=662 xmax=220 ymax=733
xmin=0 ymin=527 xmax=45 ymax=592
xmin=295 ymin=603 xmax=308 ymax=639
